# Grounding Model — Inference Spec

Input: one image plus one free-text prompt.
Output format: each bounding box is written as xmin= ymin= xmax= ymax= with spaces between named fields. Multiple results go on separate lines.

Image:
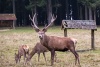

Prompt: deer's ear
xmin=42 ymin=28 xmax=47 ymax=32
xmin=35 ymin=28 xmax=40 ymax=32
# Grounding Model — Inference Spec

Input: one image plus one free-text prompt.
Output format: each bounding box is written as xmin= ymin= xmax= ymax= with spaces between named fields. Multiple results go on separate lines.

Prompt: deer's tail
xmin=71 ymin=38 xmax=77 ymax=47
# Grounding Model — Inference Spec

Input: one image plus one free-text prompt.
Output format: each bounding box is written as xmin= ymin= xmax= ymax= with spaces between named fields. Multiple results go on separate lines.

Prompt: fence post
xmin=64 ymin=28 xmax=67 ymax=37
xmin=91 ymin=29 xmax=95 ymax=50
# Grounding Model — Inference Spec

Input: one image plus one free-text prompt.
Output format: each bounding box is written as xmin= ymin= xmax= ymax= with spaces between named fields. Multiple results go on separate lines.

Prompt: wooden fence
xmin=61 ymin=20 xmax=97 ymax=50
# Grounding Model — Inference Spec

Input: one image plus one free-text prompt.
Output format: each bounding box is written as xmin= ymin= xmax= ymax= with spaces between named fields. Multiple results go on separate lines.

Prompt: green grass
xmin=0 ymin=26 xmax=100 ymax=67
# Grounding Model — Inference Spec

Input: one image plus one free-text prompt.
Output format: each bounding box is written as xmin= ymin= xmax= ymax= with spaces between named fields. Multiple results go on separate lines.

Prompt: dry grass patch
xmin=0 ymin=26 xmax=100 ymax=67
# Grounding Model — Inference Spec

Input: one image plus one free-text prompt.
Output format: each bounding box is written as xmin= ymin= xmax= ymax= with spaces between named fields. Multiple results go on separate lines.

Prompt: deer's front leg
xmin=23 ymin=53 xmax=26 ymax=61
xmin=27 ymin=50 xmax=29 ymax=56
xmin=51 ymin=50 xmax=55 ymax=66
xmin=19 ymin=56 xmax=21 ymax=63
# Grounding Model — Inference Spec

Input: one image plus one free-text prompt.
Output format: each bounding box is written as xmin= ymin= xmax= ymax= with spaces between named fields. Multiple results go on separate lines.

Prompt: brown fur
xmin=26 ymin=42 xmax=57 ymax=64
xmin=15 ymin=45 xmax=29 ymax=63
xmin=39 ymin=33 xmax=80 ymax=66
xmin=29 ymin=14 xmax=80 ymax=66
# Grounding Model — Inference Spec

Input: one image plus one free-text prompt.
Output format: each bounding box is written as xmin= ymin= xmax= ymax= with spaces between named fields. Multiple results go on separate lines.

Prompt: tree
xmin=78 ymin=0 xmax=100 ymax=20
xmin=27 ymin=0 xmax=60 ymax=26
xmin=47 ymin=0 xmax=52 ymax=24
xmin=12 ymin=0 xmax=16 ymax=29
xmin=26 ymin=0 xmax=46 ymax=25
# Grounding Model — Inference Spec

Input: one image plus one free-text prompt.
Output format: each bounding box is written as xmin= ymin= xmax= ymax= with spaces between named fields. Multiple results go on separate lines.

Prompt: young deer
xmin=29 ymin=14 xmax=80 ymax=66
xmin=15 ymin=45 xmax=29 ymax=63
xmin=26 ymin=42 xmax=57 ymax=64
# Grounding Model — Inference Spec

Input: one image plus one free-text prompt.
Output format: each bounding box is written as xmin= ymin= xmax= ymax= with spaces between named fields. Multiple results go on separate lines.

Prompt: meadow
xmin=0 ymin=26 xmax=100 ymax=67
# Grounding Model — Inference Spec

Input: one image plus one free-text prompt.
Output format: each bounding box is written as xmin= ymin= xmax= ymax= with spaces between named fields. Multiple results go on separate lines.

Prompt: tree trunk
xmin=77 ymin=1 xmax=80 ymax=20
xmin=34 ymin=6 xmax=38 ymax=25
xmin=66 ymin=0 xmax=69 ymax=20
xmin=89 ymin=7 xmax=92 ymax=20
xmin=12 ymin=0 xmax=16 ymax=29
xmin=47 ymin=0 xmax=52 ymax=25
xmin=30 ymin=0 xmax=38 ymax=26
xmin=80 ymin=6 xmax=83 ymax=20
xmin=85 ymin=5 xmax=88 ymax=20
xmin=93 ymin=9 xmax=96 ymax=21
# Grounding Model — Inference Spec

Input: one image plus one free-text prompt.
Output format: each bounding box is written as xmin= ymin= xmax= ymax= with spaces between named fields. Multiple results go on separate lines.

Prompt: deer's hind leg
xmin=38 ymin=53 xmax=40 ymax=62
xmin=51 ymin=50 xmax=55 ymax=66
xmin=54 ymin=53 xmax=57 ymax=62
xmin=69 ymin=47 xmax=80 ymax=66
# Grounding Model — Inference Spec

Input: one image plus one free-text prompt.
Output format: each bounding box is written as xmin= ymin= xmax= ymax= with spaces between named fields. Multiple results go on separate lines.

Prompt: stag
xmin=15 ymin=45 xmax=29 ymax=64
xmin=29 ymin=14 xmax=80 ymax=66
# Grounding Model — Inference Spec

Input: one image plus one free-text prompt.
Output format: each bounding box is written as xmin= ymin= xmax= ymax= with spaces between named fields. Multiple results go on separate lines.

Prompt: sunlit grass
xmin=0 ymin=26 xmax=100 ymax=67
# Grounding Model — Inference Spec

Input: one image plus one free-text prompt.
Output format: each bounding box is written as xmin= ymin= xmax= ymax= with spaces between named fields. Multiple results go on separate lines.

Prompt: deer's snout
xmin=39 ymin=35 xmax=43 ymax=39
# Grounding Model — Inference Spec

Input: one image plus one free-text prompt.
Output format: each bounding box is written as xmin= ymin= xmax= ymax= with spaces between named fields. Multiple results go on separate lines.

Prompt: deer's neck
xmin=40 ymin=34 xmax=49 ymax=47
xmin=27 ymin=48 xmax=36 ymax=61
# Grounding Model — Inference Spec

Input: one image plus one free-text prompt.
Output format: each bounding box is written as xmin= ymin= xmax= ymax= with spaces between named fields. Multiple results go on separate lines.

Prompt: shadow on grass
xmin=76 ymin=49 xmax=94 ymax=53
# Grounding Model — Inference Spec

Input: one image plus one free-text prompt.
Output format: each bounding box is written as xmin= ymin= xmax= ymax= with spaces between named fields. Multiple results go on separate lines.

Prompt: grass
xmin=0 ymin=26 xmax=100 ymax=67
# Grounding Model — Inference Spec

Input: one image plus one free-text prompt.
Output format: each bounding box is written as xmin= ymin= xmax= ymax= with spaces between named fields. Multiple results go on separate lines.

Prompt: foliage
xmin=26 ymin=0 xmax=46 ymax=10
xmin=78 ymin=0 xmax=100 ymax=8
xmin=53 ymin=0 xmax=61 ymax=8
xmin=37 ymin=0 xmax=46 ymax=7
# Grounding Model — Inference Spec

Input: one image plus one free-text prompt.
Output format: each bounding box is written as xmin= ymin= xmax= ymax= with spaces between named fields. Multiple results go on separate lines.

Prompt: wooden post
xmin=64 ymin=28 xmax=67 ymax=37
xmin=91 ymin=30 xmax=95 ymax=50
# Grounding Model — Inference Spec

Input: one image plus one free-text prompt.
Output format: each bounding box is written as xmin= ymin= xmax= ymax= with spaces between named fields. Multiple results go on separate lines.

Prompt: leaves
xmin=78 ymin=0 xmax=100 ymax=8
xmin=36 ymin=0 xmax=46 ymax=7
xmin=26 ymin=0 xmax=46 ymax=10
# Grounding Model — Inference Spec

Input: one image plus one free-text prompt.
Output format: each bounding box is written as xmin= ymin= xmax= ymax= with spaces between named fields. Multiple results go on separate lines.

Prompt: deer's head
xmin=29 ymin=14 xmax=57 ymax=40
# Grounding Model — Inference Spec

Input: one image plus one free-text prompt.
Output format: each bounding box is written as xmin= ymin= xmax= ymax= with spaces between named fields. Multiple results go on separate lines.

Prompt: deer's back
xmin=18 ymin=47 xmax=25 ymax=56
xmin=18 ymin=45 xmax=29 ymax=56
xmin=45 ymin=36 xmax=74 ymax=50
xmin=34 ymin=42 xmax=48 ymax=52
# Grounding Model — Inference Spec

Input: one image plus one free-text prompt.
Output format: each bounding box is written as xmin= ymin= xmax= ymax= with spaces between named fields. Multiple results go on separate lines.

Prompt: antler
xmin=44 ymin=14 xmax=57 ymax=29
xmin=29 ymin=14 xmax=40 ymax=32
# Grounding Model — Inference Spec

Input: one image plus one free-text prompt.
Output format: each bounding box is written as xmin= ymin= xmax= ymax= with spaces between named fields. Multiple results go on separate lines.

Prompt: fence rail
xmin=61 ymin=20 xmax=97 ymax=50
